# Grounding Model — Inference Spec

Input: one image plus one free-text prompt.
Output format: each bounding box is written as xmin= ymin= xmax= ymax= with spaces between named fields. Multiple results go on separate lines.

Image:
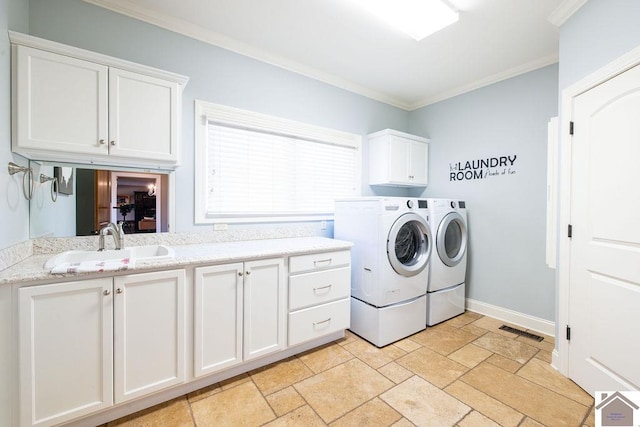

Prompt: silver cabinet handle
xmin=313 ymin=258 xmax=332 ymax=267
xmin=110 ymin=140 xmax=116 ymax=146
xmin=313 ymin=284 xmax=332 ymax=292
xmin=103 ymin=289 xmax=111 ymax=296
xmin=116 ymin=288 xmax=123 ymax=294
xmin=313 ymin=318 xmax=331 ymax=326
xmin=238 ymin=271 xmax=243 ymax=277
xmin=99 ymin=139 xmax=106 ymax=145
xmin=245 ymin=271 xmax=251 ymax=275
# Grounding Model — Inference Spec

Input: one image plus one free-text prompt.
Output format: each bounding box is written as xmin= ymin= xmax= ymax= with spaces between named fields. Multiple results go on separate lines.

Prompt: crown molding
xmin=81 ymin=0 xmax=412 ymax=110
xmin=408 ymin=53 xmax=559 ymax=110
xmin=82 ymin=0 xmax=561 ymax=112
xmin=548 ymin=0 xmax=589 ymax=27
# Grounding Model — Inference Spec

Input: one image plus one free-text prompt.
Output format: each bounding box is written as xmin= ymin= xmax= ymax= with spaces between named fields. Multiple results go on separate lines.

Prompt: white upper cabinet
xmin=13 ymin=46 xmax=109 ymax=157
xmin=368 ymin=129 xmax=430 ymax=187
xmin=10 ymin=32 xmax=188 ymax=169
xmin=108 ymin=68 xmax=179 ymax=162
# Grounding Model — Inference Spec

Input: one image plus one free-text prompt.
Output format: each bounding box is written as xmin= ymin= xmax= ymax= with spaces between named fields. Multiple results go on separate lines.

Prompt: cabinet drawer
xmin=289 ymin=266 xmax=350 ymax=310
xmin=289 ymin=250 xmax=350 ymax=274
xmin=288 ymin=298 xmax=350 ymax=346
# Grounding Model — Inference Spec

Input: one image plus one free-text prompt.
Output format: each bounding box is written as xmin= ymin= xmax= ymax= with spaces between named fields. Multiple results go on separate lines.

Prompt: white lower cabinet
xmin=113 ymin=270 xmax=186 ymax=403
xmin=15 ymin=248 xmax=350 ymax=426
xmin=18 ymin=278 xmax=113 ymax=427
xmin=194 ymin=258 xmax=286 ymax=377
xmin=17 ymin=269 xmax=186 ymax=427
xmin=194 ymin=263 xmax=244 ymax=377
xmin=288 ymin=251 xmax=351 ymax=346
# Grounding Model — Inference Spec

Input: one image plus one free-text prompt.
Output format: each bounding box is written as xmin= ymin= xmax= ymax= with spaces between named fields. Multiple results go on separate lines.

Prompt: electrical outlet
xmin=213 ymin=223 xmax=228 ymax=231
xmin=320 ymin=220 xmax=327 ymax=230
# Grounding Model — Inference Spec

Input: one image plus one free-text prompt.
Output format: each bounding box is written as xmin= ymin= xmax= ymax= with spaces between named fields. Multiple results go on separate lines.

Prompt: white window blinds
xmin=195 ymin=101 xmax=361 ymax=223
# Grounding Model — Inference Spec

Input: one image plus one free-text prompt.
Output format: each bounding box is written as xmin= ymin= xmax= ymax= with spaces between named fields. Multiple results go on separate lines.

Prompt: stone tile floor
xmin=106 ymin=312 xmax=595 ymax=426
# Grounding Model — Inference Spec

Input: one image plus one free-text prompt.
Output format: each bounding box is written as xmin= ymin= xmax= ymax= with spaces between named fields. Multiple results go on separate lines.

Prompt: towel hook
xmin=39 ymin=174 xmax=58 ymax=202
xmin=7 ymin=161 xmax=34 ymax=200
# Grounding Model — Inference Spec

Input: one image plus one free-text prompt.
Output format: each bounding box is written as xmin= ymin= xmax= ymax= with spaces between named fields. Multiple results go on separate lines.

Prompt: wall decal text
xmin=449 ymin=155 xmax=517 ymax=181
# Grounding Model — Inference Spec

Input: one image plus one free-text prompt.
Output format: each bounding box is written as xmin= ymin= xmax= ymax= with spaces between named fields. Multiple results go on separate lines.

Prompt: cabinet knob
xmin=238 ymin=271 xmax=243 ymax=277
xmin=245 ymin=270 xmax=251 ymax=275
xmin=110 ymin=140 xmax=116 ymax=146
xmin=116 ymin=288 xmax=123 ymax=294
xmin=99 ymin=139 xmax=106 ymax=145
xmin=103 ymin=289 xmax=111 ymax=296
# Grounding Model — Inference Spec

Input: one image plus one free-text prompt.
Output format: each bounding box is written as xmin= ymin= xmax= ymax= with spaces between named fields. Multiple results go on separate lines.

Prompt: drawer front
xmin=288 ymin=298 xmax=350 ymax=346
xmin=289 ymin=250 xmax=350 ymax=274
xmin=289 ymin=266 xmax=350 ymax=311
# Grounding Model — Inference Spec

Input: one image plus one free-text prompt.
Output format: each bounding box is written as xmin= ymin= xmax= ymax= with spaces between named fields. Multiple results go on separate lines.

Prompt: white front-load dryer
xmin=426 ymin=198 xmax=468 ymax=325
xmin=335 ymin=197 xmax=432 ymax=347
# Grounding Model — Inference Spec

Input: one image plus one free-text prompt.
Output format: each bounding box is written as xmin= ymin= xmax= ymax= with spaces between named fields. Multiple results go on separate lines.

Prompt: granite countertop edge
xmin=0 ymin=237 xmax=353 ymax=286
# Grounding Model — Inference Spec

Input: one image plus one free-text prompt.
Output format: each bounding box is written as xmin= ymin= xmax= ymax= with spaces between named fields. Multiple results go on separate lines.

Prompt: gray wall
xmin=26 ymin=0 xmax=410 ymax=239
xmin=408 ymin=64 xmax=559 ymax=321
xmin=0 ymin=0 xmax=29 ymax=250
xmin=559 ymin=0 xmax=640 ymax=91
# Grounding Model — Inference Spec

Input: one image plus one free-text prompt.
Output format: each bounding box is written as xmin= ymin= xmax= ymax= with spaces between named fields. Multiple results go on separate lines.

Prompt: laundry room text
xmin=449 ymin=155 xmax=518 ymax=181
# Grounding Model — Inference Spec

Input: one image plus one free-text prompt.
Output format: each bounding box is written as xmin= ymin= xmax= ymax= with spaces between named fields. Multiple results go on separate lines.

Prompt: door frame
xmin=555 ymin=44 xmax=640 ymax=376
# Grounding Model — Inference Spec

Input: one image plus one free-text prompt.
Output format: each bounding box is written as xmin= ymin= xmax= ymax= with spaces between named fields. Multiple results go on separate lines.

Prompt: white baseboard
xmin=466 ymin=298 xmax=556 ymax=337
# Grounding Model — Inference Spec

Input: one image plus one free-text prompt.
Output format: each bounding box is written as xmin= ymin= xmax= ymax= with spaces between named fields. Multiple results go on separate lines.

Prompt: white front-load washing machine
xmin=334 ymin=197 xmax=432 ymax=347
xmin=426 ymin=198 xmax=468 ymax=325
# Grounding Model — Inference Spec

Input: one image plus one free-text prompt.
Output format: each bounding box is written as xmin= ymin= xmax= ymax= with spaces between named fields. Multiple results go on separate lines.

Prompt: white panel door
xmin=194 ymin=263 xmax=244 ymax=377
xmin=569 ymin=63 xmax=640 ymax=394
xmin=114 ymin=270 xmax=186 ymax=403
xmin=243 ymin=258 xmax=286 ymax=360
xmin=18 ymin=278 xmax=113 ymax=427
xmin=14 ymin=45 xmax=108 ymax=155
xmin=108 ymin=67 xmax=178 ymax=162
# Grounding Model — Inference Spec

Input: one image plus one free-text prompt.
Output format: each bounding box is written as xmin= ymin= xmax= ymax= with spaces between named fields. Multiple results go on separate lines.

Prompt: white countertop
xmin=0 ymin=237 xmax=353 ymax=285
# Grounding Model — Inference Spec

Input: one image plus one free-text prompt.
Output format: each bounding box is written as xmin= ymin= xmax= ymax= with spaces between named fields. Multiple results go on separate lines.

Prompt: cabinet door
xmin=18 ymin=278 xmax=113 ymax=427
xmin=194 ymin=263 xmax=244 ymax=377
xmin=409 ymin=140 xmax=429 ymax=185
xmin=243 ymin=258 xmax=286 ymax=360
xmin=387 ymin=135 xmax=411 ymax=183
xmin=108 ymin=68 xmax=179 ymax=162
xmin=13 ymin=45 xmax=109 ymax=156
xmin=113 ymin=270 xmax=186 ymax=403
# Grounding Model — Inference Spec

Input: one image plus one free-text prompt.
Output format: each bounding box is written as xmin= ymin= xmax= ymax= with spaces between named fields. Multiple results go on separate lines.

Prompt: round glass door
xmin=436 ymin=212 xmax=467 ymax=267
xmin=387 ymin=213 xmax=431 ymax=277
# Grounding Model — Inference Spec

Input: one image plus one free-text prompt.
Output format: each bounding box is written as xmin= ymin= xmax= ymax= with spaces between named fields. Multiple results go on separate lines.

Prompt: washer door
xmin=387 ymin=213 xmax=431 ymax=277
xmin=436 ymin=212 xmax=467 ymax=267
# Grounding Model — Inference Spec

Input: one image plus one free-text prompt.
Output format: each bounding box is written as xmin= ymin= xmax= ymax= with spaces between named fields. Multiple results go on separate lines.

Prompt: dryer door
xmin=436 ymin=212 xmax=467 ymax=267
xmin=387 ymin=213 xmax=431 ymax=277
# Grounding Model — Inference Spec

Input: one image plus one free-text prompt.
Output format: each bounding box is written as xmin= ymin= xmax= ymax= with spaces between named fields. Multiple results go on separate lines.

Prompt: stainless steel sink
xmin=44 ymin=245 xmax=175 ymax=270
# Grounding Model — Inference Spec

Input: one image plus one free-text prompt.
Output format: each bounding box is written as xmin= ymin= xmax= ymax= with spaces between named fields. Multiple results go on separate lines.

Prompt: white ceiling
xmin=84 ymin=0 xmax=568 ymax=110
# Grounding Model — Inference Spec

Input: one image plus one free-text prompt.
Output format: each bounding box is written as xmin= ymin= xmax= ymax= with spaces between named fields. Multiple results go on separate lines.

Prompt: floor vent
xmin=499 ymin=325 xmax=544 ymax=342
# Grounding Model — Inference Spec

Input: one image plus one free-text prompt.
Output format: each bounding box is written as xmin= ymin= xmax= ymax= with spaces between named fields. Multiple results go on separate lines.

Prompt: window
xmin=195 ymin=101 xmax=361 ymax=223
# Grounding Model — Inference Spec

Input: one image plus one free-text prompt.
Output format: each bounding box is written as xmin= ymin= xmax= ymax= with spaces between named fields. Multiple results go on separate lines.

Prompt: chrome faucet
xmin=98 ymin=222 xmax=125 ymax=251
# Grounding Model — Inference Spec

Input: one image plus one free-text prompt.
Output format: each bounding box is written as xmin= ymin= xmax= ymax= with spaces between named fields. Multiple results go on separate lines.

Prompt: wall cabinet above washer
xmin=10 ymin=32 xmax=189 ymax=170
xmin=368 ymin=129 xmax=430 ymax=187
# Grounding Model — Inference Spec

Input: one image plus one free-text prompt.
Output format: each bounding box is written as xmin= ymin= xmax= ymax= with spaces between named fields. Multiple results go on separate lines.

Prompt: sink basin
xmin=44 ymin=245 xmax=175 ymax=270
xmin=128 ymin=244 xmax=175 ymax=261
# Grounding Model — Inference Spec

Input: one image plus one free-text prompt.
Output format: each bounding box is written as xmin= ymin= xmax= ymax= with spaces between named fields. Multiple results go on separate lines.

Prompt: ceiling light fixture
xmin=350 ymin=0 xmax=459 ymax=41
